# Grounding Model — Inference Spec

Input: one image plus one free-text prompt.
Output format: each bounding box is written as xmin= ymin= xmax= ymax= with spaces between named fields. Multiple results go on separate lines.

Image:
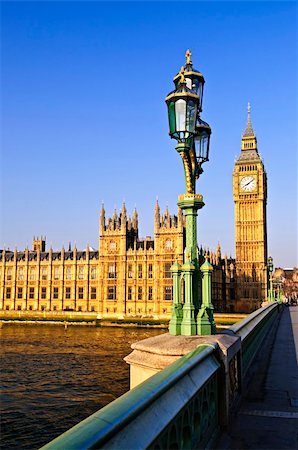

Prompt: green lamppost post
xmin=268 ymin=256 xmax=275 ymax=301
xmin=166 ymin=50 xmax=215 ymax=336
xmin=275 ymin=279 xmax=283 ymax=302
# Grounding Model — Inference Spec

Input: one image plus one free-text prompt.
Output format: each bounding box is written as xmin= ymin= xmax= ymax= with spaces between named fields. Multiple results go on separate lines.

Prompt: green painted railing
xmin=41 ymin=344 xmax=220 ymax=450
xmin=41 ymin=302 xmax=281 ymax=450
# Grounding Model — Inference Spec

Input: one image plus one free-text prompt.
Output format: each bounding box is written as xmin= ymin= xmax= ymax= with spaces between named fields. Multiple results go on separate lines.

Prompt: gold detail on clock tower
xmin=233 ymin=103 xmax=268 ymax=312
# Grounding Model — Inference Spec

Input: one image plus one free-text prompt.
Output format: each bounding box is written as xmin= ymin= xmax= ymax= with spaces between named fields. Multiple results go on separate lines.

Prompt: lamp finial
xmin=185 ymin=49 xmax=192 ymax=65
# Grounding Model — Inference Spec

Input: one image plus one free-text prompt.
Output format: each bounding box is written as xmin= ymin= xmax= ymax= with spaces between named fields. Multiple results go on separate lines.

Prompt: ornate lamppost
xmin=278 ymin=279 xmax=284 ymax=302
xmin=267 ymin=256 xmax=275 ymax=301
xmin=273 ymin=278 xmax=283 ymax=302
xmin=165 ymin=50 xmax=216 ymax=336
xmin=276 ymin=281 xmax=282 ymax=302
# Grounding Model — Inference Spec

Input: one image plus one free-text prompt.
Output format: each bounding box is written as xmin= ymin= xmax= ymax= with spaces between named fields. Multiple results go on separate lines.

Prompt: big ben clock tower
xmin=233 ymin=104 xmax=268 ymax=312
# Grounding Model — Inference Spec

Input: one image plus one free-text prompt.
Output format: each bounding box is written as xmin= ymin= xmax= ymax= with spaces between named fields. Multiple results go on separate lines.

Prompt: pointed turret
xmin=154 ymin=199 xmax=160 ymax=229
xmin=100 ymin=203 xmax=105 ymax=233
xmin=216 ymin=242 xmax=221 ymax=264
xmin=132 ymin=207 xmax=138 ymax=230
xmin=165 ymin=206 xmax=170 ymax=227
xmin=161 ymin=206 xmax=171 ymax=228
xmin=121 ymin=202 xmax=127 ymax=218
xmin=110 ymin=208 xmax=119 ymax=231
xmin=121 ymin=202 xmax=127 ymax=230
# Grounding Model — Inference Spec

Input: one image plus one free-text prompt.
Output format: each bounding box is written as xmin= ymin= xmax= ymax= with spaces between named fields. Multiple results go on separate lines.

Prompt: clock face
xmin=240 ymin=175 xmax=257 ymax=192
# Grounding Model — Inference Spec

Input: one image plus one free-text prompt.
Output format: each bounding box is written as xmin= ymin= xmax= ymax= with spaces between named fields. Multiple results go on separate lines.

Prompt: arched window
xmin=90 ymin=267 xmax=96 ymax=280
xmin=78 ymin=266 xmax=84 ymax=280
xmin=18 ymin=268 xmax=24 ymax=281
xmin=165 ymin=239 xmax=173 ymax=250
xmin=164 ymin=263 xmax=172 ymax=278
xmin=66 ymin=267 xmax=71 ymax=280
xmin=54 ymin=267 xmax=59 ymax=280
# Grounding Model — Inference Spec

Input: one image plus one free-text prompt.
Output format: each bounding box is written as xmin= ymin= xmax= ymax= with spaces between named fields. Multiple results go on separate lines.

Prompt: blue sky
xmin=1 ymin=1 xmax=297 ymax=268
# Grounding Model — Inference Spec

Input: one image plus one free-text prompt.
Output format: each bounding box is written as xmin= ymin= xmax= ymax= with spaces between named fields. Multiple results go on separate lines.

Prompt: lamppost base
xmin=181 ymin=305 xmax=197 ymax=336
xmin=197 ymin=306 xmax=217 ymax=336
xmin=180 ymin=321 xmax=197 ymax=336
xmin=169 ymin=305 xmax=183 ymax=336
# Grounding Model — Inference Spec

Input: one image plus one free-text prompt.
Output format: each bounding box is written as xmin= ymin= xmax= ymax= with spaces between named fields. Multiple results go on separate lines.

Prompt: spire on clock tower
xmin=240 ymin=103 xmax=258 ymax=156
xmin=243 ymin=102 xmax=255 ymax=137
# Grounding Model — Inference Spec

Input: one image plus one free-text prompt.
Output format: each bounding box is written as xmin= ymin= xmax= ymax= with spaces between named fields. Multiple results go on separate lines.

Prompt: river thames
xmin=0 ymin=323 xmax=163 ymax=449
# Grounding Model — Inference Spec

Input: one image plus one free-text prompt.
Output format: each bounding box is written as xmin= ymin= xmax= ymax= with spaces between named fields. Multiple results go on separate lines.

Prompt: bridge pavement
xmin=217 ymin=306 xmax=298 ymax=449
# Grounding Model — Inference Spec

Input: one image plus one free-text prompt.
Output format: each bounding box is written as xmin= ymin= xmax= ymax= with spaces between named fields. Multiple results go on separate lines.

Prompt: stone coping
xmin=125 ymin=333 xmax=240 ymax=370
xmin=131 ymin=332 xmax=240 ymax=356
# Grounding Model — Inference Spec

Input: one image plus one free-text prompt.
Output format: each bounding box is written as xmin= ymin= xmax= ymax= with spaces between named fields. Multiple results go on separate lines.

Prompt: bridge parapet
xmin=41 ymin=302 xmax=281 ymax=450
xmin=226 ymin=301 xmax=280 ymax=377
xmin=41 ymin=345 xmax=220 ymax=450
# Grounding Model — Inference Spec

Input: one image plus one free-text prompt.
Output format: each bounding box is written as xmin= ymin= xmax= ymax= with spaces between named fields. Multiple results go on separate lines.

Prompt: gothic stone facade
xmin=0 ymin=108 xmax=270 ymax=316
xmin=0 ymin=202 xmax=236 ymax=317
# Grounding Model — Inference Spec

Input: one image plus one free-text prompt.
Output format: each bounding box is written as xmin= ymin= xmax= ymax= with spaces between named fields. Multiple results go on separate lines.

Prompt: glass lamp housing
xmin=174 ymin=65 xmax=205 ymax=112
xmin=194 ymin=118 xmax=211 ymax=166
xmin=165 ymin=84 xmax=199 ymax=142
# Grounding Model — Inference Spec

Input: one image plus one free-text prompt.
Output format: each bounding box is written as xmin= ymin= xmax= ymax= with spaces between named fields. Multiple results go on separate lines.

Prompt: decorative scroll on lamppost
xmin=165 ymin=50 xmax=215 ymax=336
xmin=267 ymin=256 xmax=275 ymax=301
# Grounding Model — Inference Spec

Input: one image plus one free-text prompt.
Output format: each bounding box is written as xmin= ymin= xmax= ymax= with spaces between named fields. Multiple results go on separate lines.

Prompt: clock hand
xmin=244 ymin=180 xmax=253 ymax=187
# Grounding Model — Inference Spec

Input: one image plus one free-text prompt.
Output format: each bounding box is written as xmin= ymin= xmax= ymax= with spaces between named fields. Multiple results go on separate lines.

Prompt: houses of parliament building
xmin=0 ymin=107 xmax=268 ymax=315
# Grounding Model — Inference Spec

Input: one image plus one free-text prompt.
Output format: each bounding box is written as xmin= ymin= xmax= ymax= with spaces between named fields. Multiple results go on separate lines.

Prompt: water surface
xmin=0 ymin=324 xmax=163 ymax=449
